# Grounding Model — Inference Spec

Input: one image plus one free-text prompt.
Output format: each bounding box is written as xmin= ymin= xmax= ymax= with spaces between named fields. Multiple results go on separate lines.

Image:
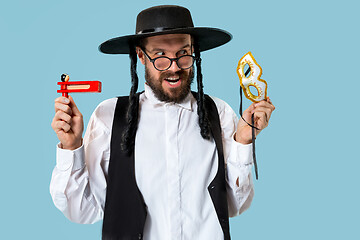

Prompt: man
xmin=50 ymin=5 xmax=275 ymax=240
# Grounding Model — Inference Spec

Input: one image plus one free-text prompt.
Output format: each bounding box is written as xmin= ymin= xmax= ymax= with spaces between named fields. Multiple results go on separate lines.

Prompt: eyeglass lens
xmin=154 ymin=56 xmax=194 ymax=70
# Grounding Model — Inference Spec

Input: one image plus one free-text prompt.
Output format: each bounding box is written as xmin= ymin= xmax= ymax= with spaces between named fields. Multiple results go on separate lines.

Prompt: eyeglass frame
xmin=140 ymin=47 xmax=197 ymax=71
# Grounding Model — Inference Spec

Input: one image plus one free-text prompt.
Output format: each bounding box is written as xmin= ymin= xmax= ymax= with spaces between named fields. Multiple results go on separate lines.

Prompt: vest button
xmin=138 ymin=233 xmax=142 ymax=239
xmin=210 ymin=185 xmax=215 ymax=190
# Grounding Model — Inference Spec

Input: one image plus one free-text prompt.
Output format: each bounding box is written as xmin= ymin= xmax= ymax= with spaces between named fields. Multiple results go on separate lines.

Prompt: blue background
xmin=1 ymin=0 xmax=359 ymax=239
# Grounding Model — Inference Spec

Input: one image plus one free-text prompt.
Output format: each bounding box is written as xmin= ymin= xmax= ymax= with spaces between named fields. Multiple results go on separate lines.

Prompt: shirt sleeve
xmin=225 ymin=134 xmax=254 ymax=217
xmin=211 ymin=96 xmax=255 ymax=218
xmin=49 ymin=98 xmax=116 ymax=224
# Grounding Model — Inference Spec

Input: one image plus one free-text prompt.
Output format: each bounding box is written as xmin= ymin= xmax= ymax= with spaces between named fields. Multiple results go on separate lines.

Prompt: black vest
xmin=102 ymin=92 xmax=231 ymax=240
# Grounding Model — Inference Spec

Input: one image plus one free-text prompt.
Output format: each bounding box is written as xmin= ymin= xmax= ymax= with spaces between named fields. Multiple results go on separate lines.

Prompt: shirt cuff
xmin=226 ymin=133 xmax=253 ymax=190
xmin=228 ymin=132 xmax=253 ymax=166
xmin=56 ymin=142 xmax=85 ymax=171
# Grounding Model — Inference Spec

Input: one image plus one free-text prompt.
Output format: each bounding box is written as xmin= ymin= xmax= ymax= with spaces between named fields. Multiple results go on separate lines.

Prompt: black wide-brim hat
xmin=99 ymin=5 xmax=232 ymax=54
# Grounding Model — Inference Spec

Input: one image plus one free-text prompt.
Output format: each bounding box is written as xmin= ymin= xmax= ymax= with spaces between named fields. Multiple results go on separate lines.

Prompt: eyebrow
xmin=180 ymin=44 xmax=191 ymax=50
xmin=148 ymin=44 xmax=191 ymax=53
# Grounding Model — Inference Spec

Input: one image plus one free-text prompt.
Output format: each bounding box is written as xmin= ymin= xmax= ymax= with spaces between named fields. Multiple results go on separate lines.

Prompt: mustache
xmin=160 ymin=69 xmax=191 ymax=79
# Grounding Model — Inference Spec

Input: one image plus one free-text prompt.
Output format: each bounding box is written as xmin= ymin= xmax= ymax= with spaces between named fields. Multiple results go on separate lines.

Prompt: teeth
xmin=165 ymin=77 xmax=180 ymax=86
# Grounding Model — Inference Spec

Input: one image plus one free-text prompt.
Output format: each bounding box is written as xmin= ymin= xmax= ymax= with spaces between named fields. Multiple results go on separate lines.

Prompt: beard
xmin=145 ymin=65 xmax=194 ymax=103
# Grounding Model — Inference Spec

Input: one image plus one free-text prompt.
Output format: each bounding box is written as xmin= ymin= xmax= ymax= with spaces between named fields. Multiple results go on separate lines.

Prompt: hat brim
xmin=99 ymin=27 xmax=232 ymax=54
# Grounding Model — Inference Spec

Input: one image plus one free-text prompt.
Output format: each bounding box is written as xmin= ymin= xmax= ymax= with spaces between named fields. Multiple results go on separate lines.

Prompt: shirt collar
xmin=144 ymin=83 xmax=193 ymax=111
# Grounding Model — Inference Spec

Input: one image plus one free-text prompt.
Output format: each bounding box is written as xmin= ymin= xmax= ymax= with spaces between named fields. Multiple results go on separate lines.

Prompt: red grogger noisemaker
xmin=57 ymin=74 xmax=102 ymax=97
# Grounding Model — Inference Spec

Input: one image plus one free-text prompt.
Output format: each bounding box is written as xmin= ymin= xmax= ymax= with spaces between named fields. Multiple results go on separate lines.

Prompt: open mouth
xmin=165 ymin=77 xmax=180 ymax=86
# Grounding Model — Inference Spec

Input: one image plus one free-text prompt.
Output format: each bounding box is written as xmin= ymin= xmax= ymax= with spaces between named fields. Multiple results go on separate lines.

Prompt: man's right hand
xmin=51 ymin=95 xmax=84 ymax=150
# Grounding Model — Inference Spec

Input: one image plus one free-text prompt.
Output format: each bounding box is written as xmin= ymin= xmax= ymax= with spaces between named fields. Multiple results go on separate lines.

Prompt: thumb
xmin=68 ymin=95 xmax=82 ymax=116
xmin=241 ymin=103 xmax=255 ymax=124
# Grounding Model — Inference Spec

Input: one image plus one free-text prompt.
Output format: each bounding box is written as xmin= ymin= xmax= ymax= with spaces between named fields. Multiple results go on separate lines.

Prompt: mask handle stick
xmin=239 ymin=67 xmax=260 ymax=180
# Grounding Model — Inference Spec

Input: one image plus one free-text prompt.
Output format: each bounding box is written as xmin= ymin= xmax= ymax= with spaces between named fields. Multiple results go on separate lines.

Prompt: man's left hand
xmin=235 ymin=97 xmax=275 ymax=144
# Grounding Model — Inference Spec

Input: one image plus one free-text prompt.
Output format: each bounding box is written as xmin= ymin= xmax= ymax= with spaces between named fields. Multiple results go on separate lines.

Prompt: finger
xmin=266 ymin=97 xmax=275 ymax=110
xmin=54 ymin=110 xmax=72 ymax=125
xmin=53 ymin=119 xmax=71 ymax=133
xmin=251 ymin=106 xmax=272 ymax=122
xmin=255 ymin=100 xmax=275 ymax=112
xmin=55 ymin=97 xmax=70 ymax=105
xmin=55 ymin=102 xmax=73 ymax=116
xmin=254 ymin=100 xmax=271 ymax=108
xmin=253 ymin=111 xmax=268 ymax=129
xmin=241 ymin=103 xmax=256 ymax=123
xmin=253 ymin=111 xmax=266 ymax=121
xmin=68 ymin=95 xmax=82 ymax=117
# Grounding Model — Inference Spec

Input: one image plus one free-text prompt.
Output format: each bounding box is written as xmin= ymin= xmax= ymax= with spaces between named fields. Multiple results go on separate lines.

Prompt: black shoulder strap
xmin=192 ymin=92 xmax=231 ymax=240
xmin=102 ymin=93 xmax=147 ymax=240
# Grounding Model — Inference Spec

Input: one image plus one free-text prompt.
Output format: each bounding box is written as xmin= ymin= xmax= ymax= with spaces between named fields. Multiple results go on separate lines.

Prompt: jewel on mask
xmin=236 ymin=52 xmax=267 ymax=103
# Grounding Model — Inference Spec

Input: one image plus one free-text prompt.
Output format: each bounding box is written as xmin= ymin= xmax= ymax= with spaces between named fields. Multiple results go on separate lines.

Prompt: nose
xmin=168 ymin=58 xmax=181 ymax=72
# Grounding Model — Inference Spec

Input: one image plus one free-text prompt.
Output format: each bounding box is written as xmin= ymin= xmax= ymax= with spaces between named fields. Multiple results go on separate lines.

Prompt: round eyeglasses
xmin=141 ymin=48 xmax=197 ymax=71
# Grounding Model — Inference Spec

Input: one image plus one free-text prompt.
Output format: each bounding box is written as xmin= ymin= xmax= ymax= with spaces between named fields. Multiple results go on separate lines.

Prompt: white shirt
xmin=50 ymin=84 xmax=254 ymax=240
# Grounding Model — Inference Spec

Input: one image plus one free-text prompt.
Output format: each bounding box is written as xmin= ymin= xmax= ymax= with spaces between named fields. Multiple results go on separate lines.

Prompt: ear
xmin=136 ymin=47 xmax=145 ymax=65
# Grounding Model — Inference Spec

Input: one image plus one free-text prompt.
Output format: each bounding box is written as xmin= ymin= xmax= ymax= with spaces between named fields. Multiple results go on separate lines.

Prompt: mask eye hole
xmin=244 ymin=63 xmax=251 ymax=77
xmin=249 ymin=86 xmax=259 ymax=97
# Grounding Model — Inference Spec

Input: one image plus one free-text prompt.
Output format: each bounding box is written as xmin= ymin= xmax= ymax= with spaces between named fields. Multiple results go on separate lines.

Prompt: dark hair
xmin=121 ymin=44 xmax=139 ymax=153
xmin=194 ymin=42 xmax=211 ymax=140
